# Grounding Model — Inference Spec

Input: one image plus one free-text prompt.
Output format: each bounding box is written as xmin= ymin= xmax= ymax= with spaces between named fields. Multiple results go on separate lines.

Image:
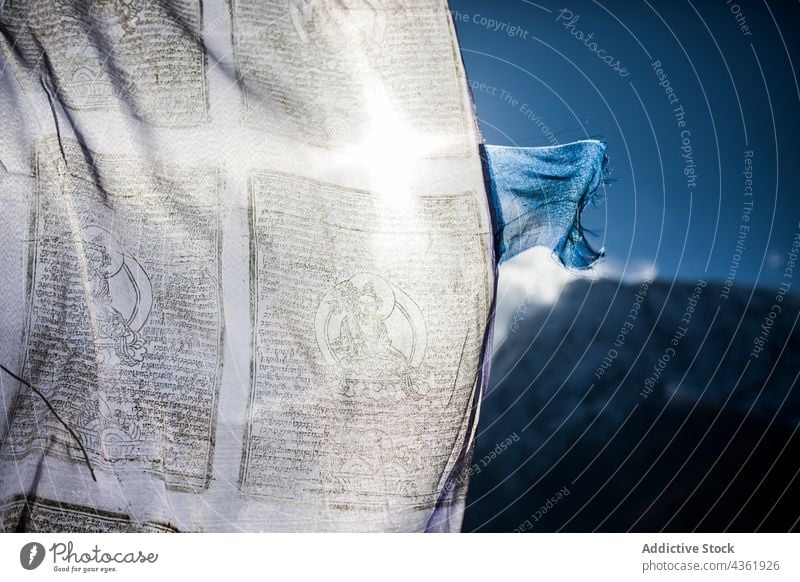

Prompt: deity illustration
xmin=90 ymin=0 xmax=146 ymax=34
xmin=76 ymin=395 xmax=145 ymax=459
xmin=288 ymin=0 xmax=387 ymax=51
xmin=284 ymin=0 xmax=391 ymax=142
xmin=80 ymin=225 xmax=152 ymax=367
xmin=316 ymin=273 xmax=430 ymax=399
xmin=58 ymin=0 xmax=143 ymax=107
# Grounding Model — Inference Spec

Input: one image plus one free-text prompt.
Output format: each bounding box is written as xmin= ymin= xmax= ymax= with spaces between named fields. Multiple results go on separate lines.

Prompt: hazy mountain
xmin=464 ymin=277 xmax=800 ymax=532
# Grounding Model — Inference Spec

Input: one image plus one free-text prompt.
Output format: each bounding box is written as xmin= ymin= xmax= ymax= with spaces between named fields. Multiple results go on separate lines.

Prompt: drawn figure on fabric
xmin=288 ymin=0 xmax=387 ymax=51
xmin=80 ymin=226 xmax=152 ymax=367
xmin=316 ymin=273 xmax=429 ymax=400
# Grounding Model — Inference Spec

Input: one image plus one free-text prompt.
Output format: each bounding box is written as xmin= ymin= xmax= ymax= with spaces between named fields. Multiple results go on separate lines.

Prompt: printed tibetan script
xmin=0 ymin=0 xmax=208 ymax=125
xmin=230 ymin=0 xmax=469 ymax=151
xmin=1 ymin=496 xmax=177 ymax=533
xmin=1 ymin=137 xmax=223 ymax=491
xmin=242 ymin=172 xmax=491 ymax=513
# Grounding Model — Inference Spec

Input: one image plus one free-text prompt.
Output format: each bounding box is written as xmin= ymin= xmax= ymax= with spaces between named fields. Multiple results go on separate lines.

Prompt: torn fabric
xmin=484 ymin=141 xmax=608 ymax=269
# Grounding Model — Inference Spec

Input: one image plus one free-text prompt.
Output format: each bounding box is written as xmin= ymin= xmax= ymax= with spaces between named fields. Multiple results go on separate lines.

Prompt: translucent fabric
xmin=0 ymin=0 xmax=605 ymax=532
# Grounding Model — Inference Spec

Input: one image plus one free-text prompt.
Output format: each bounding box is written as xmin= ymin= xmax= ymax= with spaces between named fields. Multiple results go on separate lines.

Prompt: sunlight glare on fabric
xmin=336 ymin=78 xmax=443 ymax=205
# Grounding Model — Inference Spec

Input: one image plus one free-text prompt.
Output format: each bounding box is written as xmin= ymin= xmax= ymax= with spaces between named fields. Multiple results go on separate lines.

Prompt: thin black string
xmin=0 ymin=364 xmax=97 ymax=482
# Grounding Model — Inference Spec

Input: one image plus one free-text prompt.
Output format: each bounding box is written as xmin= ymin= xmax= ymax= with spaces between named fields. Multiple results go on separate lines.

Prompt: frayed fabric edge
xmin=484 ymin=139 xmax=610 ymax=271
xmin=551 ymin=144 xmax=609 ymax=270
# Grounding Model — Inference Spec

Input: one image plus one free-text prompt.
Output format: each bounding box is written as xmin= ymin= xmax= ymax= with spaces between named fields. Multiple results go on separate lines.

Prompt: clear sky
xmin=450 ymin=0 xmax=800 ymax=292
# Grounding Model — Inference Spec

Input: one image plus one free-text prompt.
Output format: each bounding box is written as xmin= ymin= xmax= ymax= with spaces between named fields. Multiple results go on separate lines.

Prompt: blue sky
xmin=451 ymin=0 xmax=800 ymax=291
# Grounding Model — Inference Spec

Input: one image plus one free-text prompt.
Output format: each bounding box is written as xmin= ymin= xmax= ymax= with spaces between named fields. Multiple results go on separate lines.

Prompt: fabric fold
xmin=484 ymin=140 xmax=608 ymax=269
